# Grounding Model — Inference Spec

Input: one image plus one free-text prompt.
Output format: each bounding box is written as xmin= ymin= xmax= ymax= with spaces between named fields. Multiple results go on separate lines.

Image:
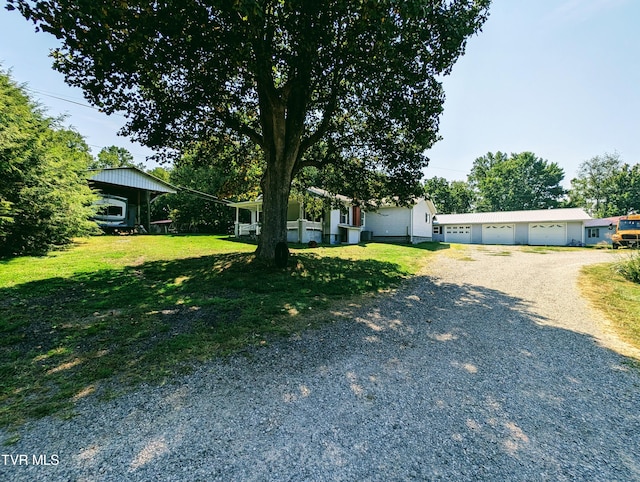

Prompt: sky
xmin=1 ymin=0 xmax=639 ymax=187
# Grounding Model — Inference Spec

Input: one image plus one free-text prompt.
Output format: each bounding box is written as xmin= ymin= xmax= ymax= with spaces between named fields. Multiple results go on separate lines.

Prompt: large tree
xmin=424 ymin=176 xmax=474 ymax=213
xmin=468 ymin=151 xmax=565 ymax=212
xmin=609 ymin=163 xmax=640 ymax=216
xmin=569 ymin=153 xmax=625 ymax=217
xmin=89 ymin=145 xmax=144 ymax=170
xmin=9 ymin=0 xmax=490 ymax=261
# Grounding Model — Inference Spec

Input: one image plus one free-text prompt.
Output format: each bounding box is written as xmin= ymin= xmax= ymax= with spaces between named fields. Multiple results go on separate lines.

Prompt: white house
xmin=228 ymin=188 xmax=437 ymax=245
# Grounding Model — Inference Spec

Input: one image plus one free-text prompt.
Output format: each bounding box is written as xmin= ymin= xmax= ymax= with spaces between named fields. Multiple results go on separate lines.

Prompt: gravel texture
xmin=2 ymin=246 xmax=640 ymax=481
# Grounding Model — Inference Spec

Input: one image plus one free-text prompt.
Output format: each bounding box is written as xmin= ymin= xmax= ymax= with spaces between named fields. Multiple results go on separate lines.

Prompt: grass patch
xmin=579 ymin=263 xmax=640 ymax=354
xmin=520 ymin=246 xmax=584 ymax=254
xmin=0 ymin=236 xmax=441 ymax=432
xmin=443 ymin=243 xmax=475 ymax=261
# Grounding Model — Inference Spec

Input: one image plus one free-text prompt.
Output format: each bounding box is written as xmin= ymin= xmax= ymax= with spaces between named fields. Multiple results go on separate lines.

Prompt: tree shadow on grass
xmin=0 ymin=251 xmax=412 ymax=429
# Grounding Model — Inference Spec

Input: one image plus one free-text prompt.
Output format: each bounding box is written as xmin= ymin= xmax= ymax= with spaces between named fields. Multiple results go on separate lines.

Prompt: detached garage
xmin=433 ymin=208 xmax=591 ymax=246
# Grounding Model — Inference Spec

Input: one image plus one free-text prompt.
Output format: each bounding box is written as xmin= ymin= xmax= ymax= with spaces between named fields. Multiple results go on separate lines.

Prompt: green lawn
xmin=579 ymin=262 xmax=640 ymax=360
xmin=0 ymin=235 xmax=444 ymax=432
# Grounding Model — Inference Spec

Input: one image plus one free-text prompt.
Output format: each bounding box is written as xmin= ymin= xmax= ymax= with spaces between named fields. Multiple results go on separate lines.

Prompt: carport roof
xmin=88 ymin=167 xmax=177 ymax=194
xmin=434 ymin=208 xmax=591 ymax=225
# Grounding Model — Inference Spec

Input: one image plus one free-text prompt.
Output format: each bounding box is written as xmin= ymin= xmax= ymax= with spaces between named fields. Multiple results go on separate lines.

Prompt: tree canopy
xmin=423 ymin=176 xmax=473 ymax=214
xmin=9 ymin=0 xmax=490 ymax=261
xmin=569 ymin=153 xmax=640 ymax=217
xmin=89 ymin=145 xmax=143 ymax=170
xmin=0 ymin=70 xmax=97 ymax=256
xmin=468 ymin=151 xmax=565 ymax=212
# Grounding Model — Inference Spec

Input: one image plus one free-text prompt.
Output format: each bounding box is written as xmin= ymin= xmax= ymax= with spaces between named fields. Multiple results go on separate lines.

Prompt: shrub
xmin=614 ymin=251 xmax=640 ymax=284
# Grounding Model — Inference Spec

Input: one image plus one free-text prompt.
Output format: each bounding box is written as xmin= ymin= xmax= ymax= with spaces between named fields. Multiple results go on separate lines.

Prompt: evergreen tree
xmin=0 ymin=70 xmax=97 ymax=256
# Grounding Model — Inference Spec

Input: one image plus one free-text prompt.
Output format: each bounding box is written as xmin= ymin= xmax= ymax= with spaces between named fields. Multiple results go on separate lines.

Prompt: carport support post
xmin=145 ymin=191 xmax=151 ymax=232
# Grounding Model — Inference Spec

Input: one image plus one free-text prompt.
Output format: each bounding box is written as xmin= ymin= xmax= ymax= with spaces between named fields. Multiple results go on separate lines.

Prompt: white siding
xmin=325 ymin=208 xmax=342 ymax=244
xmin=366 ymin=207 xmax=410 ymax=237
xmin=410 ymin=200 xmax=433 ymax=240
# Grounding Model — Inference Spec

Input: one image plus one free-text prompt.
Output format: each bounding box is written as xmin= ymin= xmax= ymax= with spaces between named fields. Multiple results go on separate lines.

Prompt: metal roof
xmin=434 ymin=208 xmax=591 ymax=225
xmin=89 ymin=167 xmax=177 ymax=194
xmin=584 ymin=216 xmax=622 ymax=227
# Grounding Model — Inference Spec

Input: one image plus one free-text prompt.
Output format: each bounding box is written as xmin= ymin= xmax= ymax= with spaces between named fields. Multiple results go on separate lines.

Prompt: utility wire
xmin=26 ymin=86 xmax=126 ymax=117
xmin=25 ymin=86 xmax=156 ymax=159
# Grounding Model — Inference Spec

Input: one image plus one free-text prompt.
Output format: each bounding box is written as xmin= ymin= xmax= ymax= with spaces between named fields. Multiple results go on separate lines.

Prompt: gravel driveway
xmin=3 ymin=246 xmax=640 ymax=481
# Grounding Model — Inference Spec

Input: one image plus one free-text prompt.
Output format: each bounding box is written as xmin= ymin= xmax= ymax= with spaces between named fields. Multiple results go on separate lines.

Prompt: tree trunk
xmin=253 ymin=72 xmax=308 ymax=263
xmin=256 ymin=160 xmax=294 ymax=261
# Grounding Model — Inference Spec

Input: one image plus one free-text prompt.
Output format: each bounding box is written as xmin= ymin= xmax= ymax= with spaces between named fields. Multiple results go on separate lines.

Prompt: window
xmin=425 ymin=213 xmax=430 ymax=223
xmin=619 ymin=220 xmax=640 ymax=229
xmin=97 ymin=205 xmax=123 ymax=217
xmin=587 ymin=228 xmax=600 ymax=238
xmin=433 ymin=226 xmax=442 ymax=235
xmin=340 ymin=210 xmax=348 ymax=225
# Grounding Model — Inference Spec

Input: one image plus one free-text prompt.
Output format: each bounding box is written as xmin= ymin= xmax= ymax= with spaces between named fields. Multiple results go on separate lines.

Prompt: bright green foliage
xmin=150 ymin=140 xmax=264 ymax=232
xmin=0 ymin=70 xmax=97 ymax=257
xmin=147 ymin=166 xmax=170 ymax=182
xmin=424 ymin=176 xmax=474 ymax=213
xmin=569 ymin=153 xmax=640 ymax=217
xmin=610 ymin=164 xmax=640 ymax=215
xmin=89 ymin=145 xmax=143 ymax=170
xmin=8 ymin=0 xmax=491 ymax=261
xmin=468 ymin=151 xmax=565 ymax=212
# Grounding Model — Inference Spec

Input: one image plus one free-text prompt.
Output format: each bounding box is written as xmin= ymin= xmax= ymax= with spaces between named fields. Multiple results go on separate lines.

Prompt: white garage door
xmin=482 ymin=224 xmax=515 ymax=245
xmin=445 ymin=225 xmax=471 ymax=244
xmin=529 ymin=223 xmax=566 ymax=246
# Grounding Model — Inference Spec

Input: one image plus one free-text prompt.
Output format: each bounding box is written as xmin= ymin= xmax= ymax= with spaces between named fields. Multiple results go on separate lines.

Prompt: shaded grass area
xmin=579 ymin=263 xmax=640 ymax=355
xmin=0 ymin=236 xmax=444 ymax=431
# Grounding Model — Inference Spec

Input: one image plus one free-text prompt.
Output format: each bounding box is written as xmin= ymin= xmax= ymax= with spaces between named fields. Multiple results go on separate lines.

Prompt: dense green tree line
xmin=0 ymin=70 xmax=97 ymax=256
xmin=425 ymin=151 xmax=565 ymax=214
xmin=569 ymin=152 xmax=640 ymax=218
xmin=425 ymin=151 xmax=639 ymax=217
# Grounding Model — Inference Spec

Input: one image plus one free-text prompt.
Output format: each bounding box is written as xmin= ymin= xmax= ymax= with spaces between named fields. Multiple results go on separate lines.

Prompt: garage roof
xmin=434 ymin=208 xmax=591 ymax=225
